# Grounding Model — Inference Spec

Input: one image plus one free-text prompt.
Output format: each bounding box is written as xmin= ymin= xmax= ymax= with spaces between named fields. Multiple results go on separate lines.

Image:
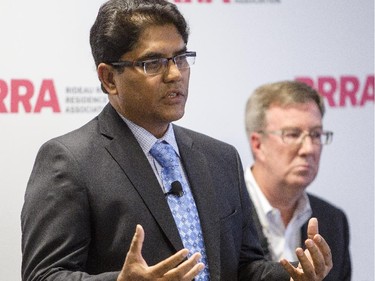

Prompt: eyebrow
xmin=281 ymin=126 xmax=323 ymax=131
xmin=136 ymin=47 xmax=188 ymax=61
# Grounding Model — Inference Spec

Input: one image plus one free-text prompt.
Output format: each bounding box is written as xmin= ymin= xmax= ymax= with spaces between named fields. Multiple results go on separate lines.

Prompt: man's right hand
xmin=117 ymin=225 xmax=205 ymax=281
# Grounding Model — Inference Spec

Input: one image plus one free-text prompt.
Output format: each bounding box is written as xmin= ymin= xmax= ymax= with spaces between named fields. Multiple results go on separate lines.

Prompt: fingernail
xmin=296 ymin=248 xmax=304 ymax=257
xmin=306 ymin=240 xmax=314 ymax=247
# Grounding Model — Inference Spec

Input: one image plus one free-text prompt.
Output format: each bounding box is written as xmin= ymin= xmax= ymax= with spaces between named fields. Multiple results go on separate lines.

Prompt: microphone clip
xmin=165 ymin=181 xmax=184 ymax=197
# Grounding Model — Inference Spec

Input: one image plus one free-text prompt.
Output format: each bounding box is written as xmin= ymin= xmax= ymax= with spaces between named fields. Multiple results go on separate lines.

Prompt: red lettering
xmin=11 ymin=79 xmax=34 ymax=113
xmin=34 ymin=80 xmax=61 ymax=113
xmin=0 ymin=79 xmax=61 ymax=113
xmin=318 ymin=77 xmax=337 ymax=107
xmin=295 ymin=77 xmax=314 ymax=88
xmin=340 ymin=76 xmax=359 ymax=106
xmin=0 ymin=80 xmax=8 ymax=113
xmin=296 ymin=76 xmax=338 ymax=106
xmin=360 ymin=75 xmax=374 ymax=106
xmin=296 ymin=75 xmax=375 ymax=108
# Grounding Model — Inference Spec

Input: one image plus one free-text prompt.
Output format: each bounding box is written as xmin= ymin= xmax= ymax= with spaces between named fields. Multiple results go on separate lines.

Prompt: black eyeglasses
xmin=258 ymin=128 xmax=334 ymax=145
xmin=109 ymin=51 xmax=196 ymax=75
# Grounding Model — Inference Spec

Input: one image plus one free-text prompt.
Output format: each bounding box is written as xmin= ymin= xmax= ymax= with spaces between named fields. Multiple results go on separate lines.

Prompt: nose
xmin=163 ymin=60 xmax=183 ymax=81
xmin=298 ymin=134 xmax=317 ymax=154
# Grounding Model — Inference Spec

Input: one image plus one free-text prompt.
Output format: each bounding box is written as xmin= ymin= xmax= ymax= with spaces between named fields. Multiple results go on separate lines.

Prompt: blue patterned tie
xmin=150 ymin=141 xmax=210 ymax=280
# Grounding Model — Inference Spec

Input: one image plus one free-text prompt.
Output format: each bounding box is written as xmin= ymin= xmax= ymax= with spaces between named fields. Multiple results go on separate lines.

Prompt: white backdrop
xmin=1 ymin=0 xmax=373 ymax=280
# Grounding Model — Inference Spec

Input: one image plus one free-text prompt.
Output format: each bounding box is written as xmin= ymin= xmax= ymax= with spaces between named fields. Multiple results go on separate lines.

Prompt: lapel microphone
xmin=165 ymin=181 xmax=184 ymax=197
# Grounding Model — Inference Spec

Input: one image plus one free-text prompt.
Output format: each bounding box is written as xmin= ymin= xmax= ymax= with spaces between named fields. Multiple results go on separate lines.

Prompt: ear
xmin=249 ymin=132 xmax=263 ymax=160
xmin=97 ymin=63 xmax=118 ymax=95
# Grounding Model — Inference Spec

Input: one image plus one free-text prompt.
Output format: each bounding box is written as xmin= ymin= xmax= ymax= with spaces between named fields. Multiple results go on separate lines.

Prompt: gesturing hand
xmin=117 ymin=225 xmax=205 ymax=281
xmin=280 ymin=218 xmax=333 ymax=281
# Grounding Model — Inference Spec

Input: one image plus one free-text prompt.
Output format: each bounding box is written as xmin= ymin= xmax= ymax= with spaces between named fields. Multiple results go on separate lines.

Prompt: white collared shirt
xmin=244 ymin=166 xmax=312 ymax=261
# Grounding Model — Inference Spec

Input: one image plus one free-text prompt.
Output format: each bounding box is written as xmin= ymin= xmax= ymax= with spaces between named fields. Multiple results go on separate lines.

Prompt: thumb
xmin=130 ymin=225 xmax=145 ymax=256
xmin=124 ymin=224 xmax=145 ymax=265
xmin=118 ymin=225 xmax=146 ymax=281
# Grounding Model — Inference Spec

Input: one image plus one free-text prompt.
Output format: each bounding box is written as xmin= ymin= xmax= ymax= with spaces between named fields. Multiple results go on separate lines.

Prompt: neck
xmin=252 ymin=166 xmax=304 ymax=226
xmin=114 ymin=106 xmax=170 ymax=138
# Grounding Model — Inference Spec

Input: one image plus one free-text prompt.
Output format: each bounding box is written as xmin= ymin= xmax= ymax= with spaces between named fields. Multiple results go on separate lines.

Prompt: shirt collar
xmin=245 ymin=166 xmax=274 ymax=226
xmin=245 ymin=166 xmax=312 ymax=228
xmin=118 ymin=114 xmax=180 ymax=157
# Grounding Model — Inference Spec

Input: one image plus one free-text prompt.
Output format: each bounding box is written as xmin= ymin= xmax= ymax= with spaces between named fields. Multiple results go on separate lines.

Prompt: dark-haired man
xmin=21 ymin=1 xmax=332 ymax=280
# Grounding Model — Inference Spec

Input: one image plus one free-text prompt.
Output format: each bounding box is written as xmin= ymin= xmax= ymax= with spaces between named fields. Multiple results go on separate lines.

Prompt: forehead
xmin=124 ymin=24 xmax=186 ymax=59
xmin=266 ymin=102 xmax=323 ymax=128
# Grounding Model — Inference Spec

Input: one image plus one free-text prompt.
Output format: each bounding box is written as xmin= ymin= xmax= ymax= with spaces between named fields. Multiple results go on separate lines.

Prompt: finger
xmin=295 ymin=246 xmax=316 ymax=277
xmin=165 ymin=252 xmax=205 ymax=280
xmin=280 ymin=258 xmax=301 ymax=280
xmin=307 ymin=217 xmax=319 ymax=240
xmin=304 ymin=239 xmax=325 ymax=277
xmin=183 ymin=262 xmax=205 ymax=280
xmin=150 ymin=248 xmax=190 ymax=276
xmin=313 ymin=234 xmax=333 ymax=271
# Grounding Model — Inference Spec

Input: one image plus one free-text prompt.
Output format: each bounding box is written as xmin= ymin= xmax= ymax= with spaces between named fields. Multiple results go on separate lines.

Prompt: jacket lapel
xmin=98 ymin=104 xmax=184 ymax=251
xmin=248 ymin=199 xmax=272 ymax=260
xmin=174 ymin=125 xmax=221 ymax=280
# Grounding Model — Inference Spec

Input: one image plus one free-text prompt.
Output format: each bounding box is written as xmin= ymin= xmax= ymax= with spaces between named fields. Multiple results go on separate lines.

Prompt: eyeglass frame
xmin=257 ymin=128 xmax=334 ymax=145
xmin=108 ymin=51 xmax=196 ymax=75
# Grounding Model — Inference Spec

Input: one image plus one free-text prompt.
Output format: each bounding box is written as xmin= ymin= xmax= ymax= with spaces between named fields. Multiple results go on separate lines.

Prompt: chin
xmin=299 ymin=178 xmax=315 ymax=188
xmin=168 ymin=110 xmax=185 ymax=122
xmin=291 ymin=175 xmax=315 ymax=188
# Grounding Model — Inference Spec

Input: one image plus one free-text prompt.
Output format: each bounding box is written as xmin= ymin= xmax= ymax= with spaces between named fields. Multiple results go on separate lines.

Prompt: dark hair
xmin=90 ymin=0 xmax=190 ymax=67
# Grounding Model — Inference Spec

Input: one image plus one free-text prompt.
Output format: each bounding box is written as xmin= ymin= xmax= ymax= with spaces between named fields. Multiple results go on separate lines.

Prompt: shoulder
xmin=307 ymin=193 xmax=348 ymax=222
xmin=173 ymin=124 xmax=242 ymax=167
xmin=304 ymin=194 xmax=350 ymax=255
xmin=173 ymin=124 xmax=236 ymax=151
xmin=37 ymin=116 xmax=101 ymax=160
xmin=45 ymin=103 xmax=120 ymax=149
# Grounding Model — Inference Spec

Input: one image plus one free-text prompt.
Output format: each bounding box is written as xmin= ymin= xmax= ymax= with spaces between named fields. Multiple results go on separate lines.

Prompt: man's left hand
xmin=280 ymin=217 xmax=333 ymax=281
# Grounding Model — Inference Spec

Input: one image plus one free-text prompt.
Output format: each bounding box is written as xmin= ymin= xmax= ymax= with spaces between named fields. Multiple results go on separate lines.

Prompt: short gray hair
xmin=245 ymin=80 xmax=325 ymax=134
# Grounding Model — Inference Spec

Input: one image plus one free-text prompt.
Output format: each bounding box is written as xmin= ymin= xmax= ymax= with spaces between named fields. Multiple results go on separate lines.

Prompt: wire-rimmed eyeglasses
xmin=258 ymin=128 xmax=334 ymax=145
xmin=109 ymin=51 xmax=196 ymax=76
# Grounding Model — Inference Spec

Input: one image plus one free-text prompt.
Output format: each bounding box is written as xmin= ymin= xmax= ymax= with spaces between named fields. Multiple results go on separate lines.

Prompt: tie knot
xmin=150 ymin=141 xmax=179 ymax=169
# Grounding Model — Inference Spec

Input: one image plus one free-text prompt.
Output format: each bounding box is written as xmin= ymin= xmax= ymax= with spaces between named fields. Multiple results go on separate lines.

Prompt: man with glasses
xmin=244 ymin=80 xmax=351 ymax=281
xmin=21 ymin=1 xmax=332 ymax=280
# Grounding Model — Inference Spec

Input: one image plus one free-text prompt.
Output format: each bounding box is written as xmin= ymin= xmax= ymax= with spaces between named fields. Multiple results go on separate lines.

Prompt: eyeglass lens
xmin=282 ymin=130 xmax=331 ymax=145
xmin=144 ymin=53 xmax=195 ymax=75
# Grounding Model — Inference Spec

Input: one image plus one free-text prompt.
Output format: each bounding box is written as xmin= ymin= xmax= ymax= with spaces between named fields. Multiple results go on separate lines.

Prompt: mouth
xmin=296 ymin=163 xmax=311 ymax=169
xmin=166 ymin=90 xmax=185 ymax=99
xmin=293 ymin=163 xmax=316 ymax=175
xmin=168 ymin=92 xmax=178 ymax=98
